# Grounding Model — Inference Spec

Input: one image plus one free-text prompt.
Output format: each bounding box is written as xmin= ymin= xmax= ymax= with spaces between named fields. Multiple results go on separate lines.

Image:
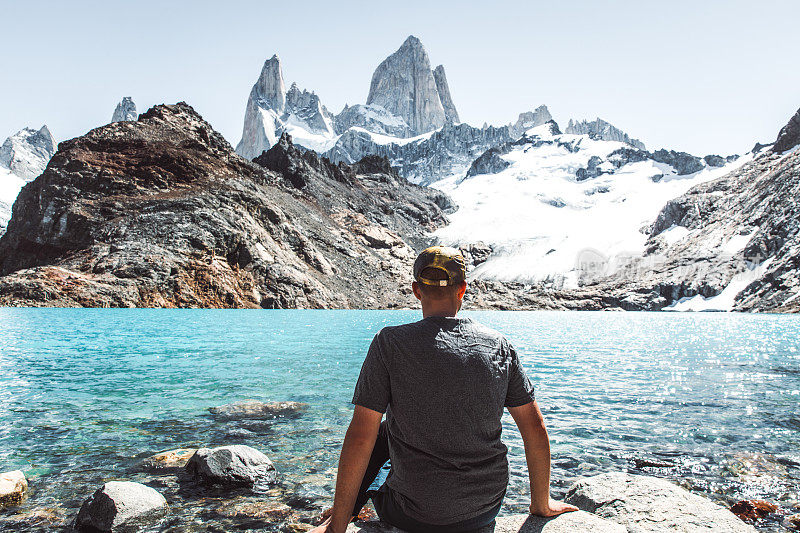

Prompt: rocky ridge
xmin=111 ymin=97 xmax=138 ymax=123
xmin=565 ymin=117 xmax=646 ymax=150
xmin=366 ymin=36 xmax=450 ymax=135
xmin=0 ymin=103 xmax=451 ymax=308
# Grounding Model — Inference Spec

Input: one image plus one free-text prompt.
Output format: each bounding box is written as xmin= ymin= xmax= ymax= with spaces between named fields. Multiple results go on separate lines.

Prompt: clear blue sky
xmin=2 ymin=0 xmax=799 ymax=155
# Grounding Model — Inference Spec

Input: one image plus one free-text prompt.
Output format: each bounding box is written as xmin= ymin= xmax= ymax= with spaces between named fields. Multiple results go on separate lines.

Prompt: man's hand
xmin=308 ymin=516 xmax=344 ymax=533
xmin=530 ymin=498 xmax=579 ymax=517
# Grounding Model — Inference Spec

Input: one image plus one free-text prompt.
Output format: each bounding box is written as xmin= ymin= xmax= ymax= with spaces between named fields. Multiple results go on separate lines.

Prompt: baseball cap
xmin=413 ymin=246 xmax=467 ymax=286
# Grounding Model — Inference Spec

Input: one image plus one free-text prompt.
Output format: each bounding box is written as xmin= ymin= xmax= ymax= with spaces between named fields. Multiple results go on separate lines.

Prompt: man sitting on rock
xmin=312 ymin=247 xmax=576 ymax=533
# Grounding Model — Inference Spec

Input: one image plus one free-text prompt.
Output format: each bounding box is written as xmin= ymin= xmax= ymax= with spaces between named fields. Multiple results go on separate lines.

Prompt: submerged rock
xmin=136 ymin=448 xmax=198 ymax=473
xmin=346 ymin=512 xmax=624 ymax=533
xmin=730 ymin=499 xmax=778 ymax=522
xmin=74 ymin=481 xmax=167 ymax=532
xmin=565 ymin=472 xmax=755 ymax=532
xmin=186 ymin=445 xmax=277 ymax=486
xmin=208 ymin=400 xmax=309 ymax=420
xmin=0 ymin=470 xmax=27 ymax=508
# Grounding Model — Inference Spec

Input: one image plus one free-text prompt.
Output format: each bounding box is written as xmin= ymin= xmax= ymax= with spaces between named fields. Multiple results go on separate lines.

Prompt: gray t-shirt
xmin=352 ymin=316 xmax=536 ymax=525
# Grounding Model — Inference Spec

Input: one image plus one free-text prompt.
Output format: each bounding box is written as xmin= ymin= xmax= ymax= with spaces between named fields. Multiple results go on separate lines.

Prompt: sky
xmin=1 ymin=0 xmax=799 ymax=156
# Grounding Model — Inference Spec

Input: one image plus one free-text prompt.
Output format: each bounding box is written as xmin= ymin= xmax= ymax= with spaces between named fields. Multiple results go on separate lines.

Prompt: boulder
xmin=0 ymin=470 xmax=27 ymax=508
xmin=185 ymin=445 xmax=277 ymax=486
xmin=729 ymin=499 xmax=778 ymax=522
xmin=74 ymin=481 xmax=167 ymax=532
xmin=208 ymin=400 xmax=309 ymax=420
xmin=565 ymin=472 xmax=756 ymax=532
xmin=136 ymin=448 xmax=198 ymax=473
xmin=346 ymin=512 xmax=624 ymax=533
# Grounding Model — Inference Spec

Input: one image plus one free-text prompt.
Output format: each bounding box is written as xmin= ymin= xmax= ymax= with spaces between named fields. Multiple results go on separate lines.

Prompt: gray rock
xmin=772 ymin=106 xmax=800 ymax=153
xmin=465 ymin=146 xmax=511 ymax=178
xmin=0 ymin=470 xmax=27 ymax=508
xmin=565 ymin=472 xmax=755 ymax=532
xmin=565 ymin=118 xmax=646 ymax=151
xmin=111 ymin=97 xmax=138 ymax=123
xmin=366 ymin=36 xmax=447 ymax=135
xmin=208 ymin=400 xmax=308 ymax=420
xmin=185 ymin=445 xmax=277 ymax=486
xmin=334 ymin=104 xmax=412 ymax=138
xmin=510 ymin=106 xmax=554 ymax=139
xmin=433 ymin=65 xmax=459 ymax=124
xmin=74 ymin=481 xmax=167 ymax=532
xmin=0 ymin=125 xmax=57 ymax=181
xmin=346 ymin=512 xmax=624 ymax=533
xmin=236 ymin=55 xmax=336 ymax=159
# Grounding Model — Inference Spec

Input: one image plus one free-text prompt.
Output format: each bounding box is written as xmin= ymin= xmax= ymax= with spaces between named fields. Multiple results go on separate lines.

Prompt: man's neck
xmin=421 ymin=303 xmax=460 ymax=318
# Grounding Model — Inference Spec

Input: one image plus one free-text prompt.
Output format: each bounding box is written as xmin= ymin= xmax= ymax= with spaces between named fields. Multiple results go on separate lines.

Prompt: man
xmin=312 ymin=246 xmax=576 ymax=533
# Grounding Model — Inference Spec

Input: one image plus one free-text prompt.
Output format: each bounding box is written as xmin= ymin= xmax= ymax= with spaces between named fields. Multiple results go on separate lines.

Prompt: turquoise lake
xmin=1 ymin=309 xmax=799 ymax=531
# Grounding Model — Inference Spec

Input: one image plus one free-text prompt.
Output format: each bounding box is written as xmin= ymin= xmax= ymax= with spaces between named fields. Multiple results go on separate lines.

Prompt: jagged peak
xmin=772 ymin=106 xmax=800 ymax=153
xmin=400 ymin=35 xmax=423 ymax=50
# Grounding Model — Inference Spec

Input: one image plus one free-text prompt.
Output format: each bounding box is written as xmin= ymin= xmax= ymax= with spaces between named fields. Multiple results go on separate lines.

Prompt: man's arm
xmin=507 ymin=400 xmax=577 ymax=517
xmin=314 ymin=405 xmax=383 ymax=533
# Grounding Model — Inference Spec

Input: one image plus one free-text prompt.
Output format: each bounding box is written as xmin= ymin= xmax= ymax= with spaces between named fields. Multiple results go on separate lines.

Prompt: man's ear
xmin=412 ymin=281 xmax=422 ymax=301
xmin=457 ymin=281 xmax=467 ymax=300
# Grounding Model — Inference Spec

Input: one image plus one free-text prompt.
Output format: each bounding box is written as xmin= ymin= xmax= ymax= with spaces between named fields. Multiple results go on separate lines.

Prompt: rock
xmin=366 ymin=36 xmax=447 ymax=135
xmin=346 ymin=512 xmax=624 ymax=533
xmin=285 ymin=482 xmax=330 ymax=509
xmin=510 ymin=106 xmax=554 ymax=138
xmin=136 ymin=448 xmax=198 ymax=472
xmin=0 ymin=506 xmax=67 ymax=528
xmin=214 ymin=501 xmax=293 ymax=520
xmin=0 ymin=470 xmax=28 ymax=508
xmin=236 ymin=55 xmax=336 ymax=158
xmin=0 ymin=103 xmax=450 ymax=309
xmin=729 ymin=499 xmax=778 ymax=522
xmin=773 ymin=106 xmax=800 ymax=153
xmin=786 ymin=513 xmax=800 ymax=530
xmin=111 ymin=97 xmax=138 ymax=123
xmin=465 ymin=146 xmax=511 ymax=178
xmin=0 ymin=125 xmax=57 ymax=181
xmin=185 ymin=445 xmax=277 ymax=486
xmin=208 ymin=400 xmax=309 ymax=420
xmin=74 ymin=481 xmax=167 ymax=532
xmin=564 ymin=472 xmax=756 ymax=532
xmin=433 ymin=65 xmax=459 ymax=124
xmin=565 ymin=118 xmax=646 ymax=151
xmin=334 ymin=104 xmax=412 ymax=138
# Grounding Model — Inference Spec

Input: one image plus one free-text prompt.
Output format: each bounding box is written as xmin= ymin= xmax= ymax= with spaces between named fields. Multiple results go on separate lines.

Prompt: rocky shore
xmin=1 ymin=400 xmax=797 ymax=532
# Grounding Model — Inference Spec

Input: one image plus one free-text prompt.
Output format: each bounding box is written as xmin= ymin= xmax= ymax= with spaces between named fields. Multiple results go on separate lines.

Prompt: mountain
xmin=0 ymin=103 xmax=451 ymax=308
xmin=366 ymin=36 xmax=450 ymax=135
xmin=509 ymin=106 xmax=553 ymax=138
xmin=111 ymin=97 xmax=138 ymax=122
xmin=433 ymin=65 xmax=459 ymax=124
xmin=236 ymin=55 xmax=336 ymax=159
xmin=565 ymin=118 xmax=646 ymax=150
xmin=433 ymin=122 xmax=749 ymax=287
xmin=0 ymin=125 xmax=57 ymax=181
xmin=0 ymin=125 xmax=57 ymax=233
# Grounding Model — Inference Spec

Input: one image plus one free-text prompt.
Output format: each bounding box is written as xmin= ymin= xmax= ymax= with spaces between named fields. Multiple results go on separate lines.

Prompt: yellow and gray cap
xmin=413 ymin=246 xmax=466 ymax=286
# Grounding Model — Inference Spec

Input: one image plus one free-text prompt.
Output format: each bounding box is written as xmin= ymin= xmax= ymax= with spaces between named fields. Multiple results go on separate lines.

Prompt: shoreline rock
xmin=0 ymin=470 xmax=27 ymax=508
xmin=74 ymin=481 xmax=167 ymax=532
xmin=209 ymin=400 xmax=309 ymax=421
xmin=565 ymin=472 xmax=756 ymax=531
xmin=136 ymin=448 xmax=198 ymax=473
xmin=185 ymin=444 xmax=277 ymax=487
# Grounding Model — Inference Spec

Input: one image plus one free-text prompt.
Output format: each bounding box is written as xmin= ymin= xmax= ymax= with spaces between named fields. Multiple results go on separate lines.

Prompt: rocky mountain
xmin=0 ymin=103 xmax=452 ymax=308
xmin=0 ymin=125 xmax=57 ymax=181
xmin=0 ymin=125 xmax=57 ymax=234
xmin=565 ymin=118 xmax=646 ymax=150
xmin=509 ymin=105 xmax=553 ymax=138
xmin=235 ymin=55 xmax=336 ymax=159
xmin=433 ymin=65 xmax=459 ymax=124
xmin=325 ymin=121 xmax=513 ymax=184
xmin=111 ymin=97 xmax=138 ymax=122
xmin=434 ymin=121 xmax=750 ymax=287
xmin=366 ymin=36 xmax=450 ymax=135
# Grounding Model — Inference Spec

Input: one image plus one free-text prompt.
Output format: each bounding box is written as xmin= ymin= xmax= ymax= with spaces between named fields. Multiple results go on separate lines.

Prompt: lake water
xmin=1 ymin=309 xmax=799 ymax=531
